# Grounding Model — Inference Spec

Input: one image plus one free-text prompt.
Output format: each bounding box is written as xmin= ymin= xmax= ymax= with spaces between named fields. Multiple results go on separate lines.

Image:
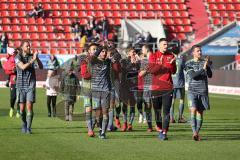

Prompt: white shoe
xmin=138 ymin=114 xmax=143 ymax=123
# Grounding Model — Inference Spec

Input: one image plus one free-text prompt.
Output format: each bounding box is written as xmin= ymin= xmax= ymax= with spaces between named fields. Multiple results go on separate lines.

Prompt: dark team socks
xmin=26 ymin=111 xmax=34 ymax=129
xmin=196 ymin=114 xmax=203 ymax=133
xmin=91 ymin=110 xmax=96 ymax=129
xmin=145 ymin=108 xmax=152 ymax=128
xmin=137 ymin=101 xmax=143 ymax=115
xmin=101 ymin=116 xmax=109 ymax=134
xmin=190 ymin=112 xmax=197 ymax=133
xmin=122 ymin=105 xmax=128 ymax=123
xmin=115 ymin=104 xmax=121 ymax=119
xmin=129 ymin=107 xmax=135 ymax=125
xmin=178 ymin=103 xmax=184 ymax=118
xmin=107 ymin=109 xmax=114 ymax=129
xmin=170 ymin=99 xmax=175 ymax=119
xmin=155 ymin=109 xmax=162 ymax=128
xmin=20 ymin=110 xmax=27 ymax=125
xmin=85 ymin=111 xmax=92 ymax=131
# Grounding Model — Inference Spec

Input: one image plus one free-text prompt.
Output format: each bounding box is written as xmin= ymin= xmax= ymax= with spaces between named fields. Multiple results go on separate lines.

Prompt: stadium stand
xmin=1 ymin=0 xmax=238 ymax=54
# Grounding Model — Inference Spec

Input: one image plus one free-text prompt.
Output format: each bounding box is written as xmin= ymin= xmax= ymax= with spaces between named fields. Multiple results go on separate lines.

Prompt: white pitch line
xmin=210 ymin=94 xmax=240 ymax=100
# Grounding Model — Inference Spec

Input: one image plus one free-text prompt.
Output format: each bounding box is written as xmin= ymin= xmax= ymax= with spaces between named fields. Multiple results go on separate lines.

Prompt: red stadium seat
xmin=31 ymin=33 xmax=39 ymax=40
xmin=163 ymin=11 xmax=172 ymax=17
xmin=172 ymin=11 xmax=181 ymax=17
xmin=42 ymin=4 xmax=51 ymax=10
xmin=62 ymin=11 xmax=70 ymax=17
xmin=176 ymin=26 xmax=184 ymax=32
xmin=17 ymin=3 xmax=25 ymax=10
xmin=3 ymin=26 xmax=11 ymax=32
xmin=184 ymin=26 xmax=193 ymax=32
xmin=21 ymin=26 xmax=29 ymax=32
xmin=12 ymin=26 xmax=20 ymax=32
xmin=29 ymin=26 xmax=37 ymax=32
xmin=162 ymin=4 xmax=170 ymax=10
xmin=27 ymin=18 xmax=36 ymax=24
xmin=26 ymin=3 xmax=34 ymax=10
xmin=38 ymin=26 xmax=46 ymax=32
xmin=147 ymin=11 xmax=155 ymax=18
xmin=52 ymin=4 xmax=60 ymax=10
xmin=86 ymin=4 xmax=94 ymax=10
xmin=48 ymin=33 xmax=56 ymax=40
xmin=180 ymin=11 xmax=189 ymax=17
xmin=145 ymin=4 xmax=154 ymax=10
xmin=13 ymin=33 xmax=21 ymax=39
xmin=1 ymin=11 xmax=9 ymax=17
xmin=22 ymin=33 xmax=30 ymax=39
xmin=165 ymin=18 xmax=174 ymax=25
xmin=70 ymin=11 xmax=78 ymax=17
xmin=182 ymin=18 xmax=191 ymax=25
xmin=45 ymin=18 xmax=53 ymax=25
xmin=2 ymin=18 xmax=10 ymax=24
xmin=213 ymin=18 xmax=221 ymax=25
xmin=40 ymin=41 xmax=49 ymax=48
xmin=103 ymin=4 xmax=111 ymax=10
xmin=154 ymin=4 xmax=161 ymax=10
xmin=174 ymin=18 xmax=183 ymax=25
xmin=217 ymin=4 xmax=226 ymax=10
xmin=114 ymin=18 xmax=121 ymax=25
xmin=19 ymin=18 xmax=28 ymax=24
xmin=31 ymin=41 xmax=40 ymax=47
xmin=9 ymin=3 xmax=17 ymax=10
xmin=178 ymin=33 xmax=186 ymax=40
xmin=129 ymin=11 xmax=138 ymax=18
xmin=10 ymin=11 xmax=18 ymax=17
xmin=111 ymin=3 xmax=120 ymax=10
xmin=60 ymin=4 xmax=68 ymax=10
xmin=46 ymin=26 xmax=53 ymax=32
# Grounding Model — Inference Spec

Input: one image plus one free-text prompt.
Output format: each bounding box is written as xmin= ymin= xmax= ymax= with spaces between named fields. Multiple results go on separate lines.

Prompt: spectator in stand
xmin=133 ymin=32 xmax=144 ymax=53
xmin=87 ymin=16 xmax=97 ymax=31
xmin=145 ymin=32 xmax=153 ymax=43
xmin=88 ymin=29 xmax=100 ymax=43
xmin=27 ymin=3 xmax=45 ymax=19
xmin=71 ymin=19 xmax=81 ymax=33
xmin=0 ymin=32 xmax=9 ymax=53
xmin=112 ymin=29 xmax=118 ymax=48
xmin=84 ymin=24 xmax=92 ymax=39
xmin=101 ymin=16 xmax=110 ymax=40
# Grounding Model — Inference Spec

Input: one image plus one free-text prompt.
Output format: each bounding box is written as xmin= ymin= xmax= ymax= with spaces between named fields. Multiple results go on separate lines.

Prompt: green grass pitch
xmin=0 ymin=88 xmax=240 ymax=160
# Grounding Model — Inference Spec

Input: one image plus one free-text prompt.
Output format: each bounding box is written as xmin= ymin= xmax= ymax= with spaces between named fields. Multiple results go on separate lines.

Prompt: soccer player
xmin=15 ymin=41 xmax=43 ymax=134
xmin=90 ymin=45 xmax=112 ymax=139
xmin=120 ymin=47 xmax=140 ymax=131
xmin=185 ymin=45 xmax=212 ymax=141
xmin=170 ymin=51 xmax=187 ymax=123
xmin=138 ymin=44 xmax=153 ymax=131
xmin=80 ymin=43 xmax=97 ymax=137
xmin=139 ymin=38 xmax=176 ymax=140
xmin=107 ymin=47 xmax=122 ymax=131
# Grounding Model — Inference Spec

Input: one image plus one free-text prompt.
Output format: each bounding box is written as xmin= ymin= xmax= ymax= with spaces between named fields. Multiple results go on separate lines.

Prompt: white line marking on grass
xmin=210 ymin=94 xmax=240 ymax=100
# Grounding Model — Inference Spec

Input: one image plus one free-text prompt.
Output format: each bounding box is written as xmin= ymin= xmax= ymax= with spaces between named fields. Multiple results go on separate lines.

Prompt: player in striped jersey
xmin=185 ymin=45 xmax=212 ymax=141
xmin=170 ymin=52 xmax=187 ymax=123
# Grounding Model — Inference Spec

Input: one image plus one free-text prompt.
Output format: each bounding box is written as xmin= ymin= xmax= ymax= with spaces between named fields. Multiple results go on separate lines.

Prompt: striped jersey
xmin=139 ymin=57 xmax=152 ymax=91
xmin=172 ymin=55 xmax=185 ymax=88
xmin=91 ymin=58 xmax=111 ymax=92
xmin=15 ymin=53 xmax=36 ymax=89
xmin=185 ymin=59 xmax=212 ymax=95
